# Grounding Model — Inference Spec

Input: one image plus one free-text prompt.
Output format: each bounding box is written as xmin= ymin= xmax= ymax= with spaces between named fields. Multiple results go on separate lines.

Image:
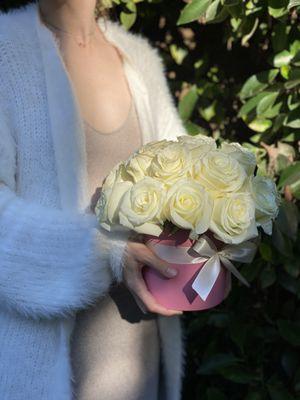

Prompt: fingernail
xmin=166 ymin=267 xmax=178 ymax=277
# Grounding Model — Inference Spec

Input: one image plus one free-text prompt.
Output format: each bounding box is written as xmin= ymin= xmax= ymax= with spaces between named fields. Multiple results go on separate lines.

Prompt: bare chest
xmin=59 ymin=35 xmax=133 ymax=134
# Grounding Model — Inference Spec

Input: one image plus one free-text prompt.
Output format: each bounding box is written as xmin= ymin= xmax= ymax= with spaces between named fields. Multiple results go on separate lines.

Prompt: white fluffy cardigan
xmin=0 ymin=2 xmax=187 ymax=400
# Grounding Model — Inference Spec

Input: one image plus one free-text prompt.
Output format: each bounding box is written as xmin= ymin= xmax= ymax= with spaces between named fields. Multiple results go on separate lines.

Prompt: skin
xmin=38 ymin=0 xmax=182 ymax=316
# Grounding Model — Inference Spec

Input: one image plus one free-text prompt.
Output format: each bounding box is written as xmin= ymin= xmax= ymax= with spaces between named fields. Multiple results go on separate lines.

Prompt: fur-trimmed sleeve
xmin=0 ymin=98 xmax=130 ymax=319
xmin=139 ymin=37 xmax=189 ymax=141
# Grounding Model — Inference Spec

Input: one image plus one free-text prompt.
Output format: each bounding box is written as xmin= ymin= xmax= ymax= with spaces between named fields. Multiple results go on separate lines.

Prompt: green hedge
xmin=108 ymin=1 xmax=300 ymax=399
xmin=6 ymin=1 xmax=300 ymax=399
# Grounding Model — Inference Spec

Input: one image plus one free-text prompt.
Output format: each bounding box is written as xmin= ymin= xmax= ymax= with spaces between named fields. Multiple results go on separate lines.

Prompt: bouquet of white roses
xmin=95 ymin=134 xmax=280 ymax=311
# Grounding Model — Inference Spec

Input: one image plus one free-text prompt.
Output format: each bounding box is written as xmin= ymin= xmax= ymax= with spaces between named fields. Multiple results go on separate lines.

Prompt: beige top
xmin=84 ymin=97 xmax=142 ymax=206
xmin=71 ymin=96 xmax=161 ymax=400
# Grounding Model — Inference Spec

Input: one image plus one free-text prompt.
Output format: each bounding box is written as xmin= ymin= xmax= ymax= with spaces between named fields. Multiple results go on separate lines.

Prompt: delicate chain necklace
xmin=39 ymin=8 xmax=98 ymax=48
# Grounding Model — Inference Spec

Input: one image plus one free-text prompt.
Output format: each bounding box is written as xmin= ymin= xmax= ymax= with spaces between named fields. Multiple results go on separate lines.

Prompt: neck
xmin=38 ymin=0 xmax=98 ymax=39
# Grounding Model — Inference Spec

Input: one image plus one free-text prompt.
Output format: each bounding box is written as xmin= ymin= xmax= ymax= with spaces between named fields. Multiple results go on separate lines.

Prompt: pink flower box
xmin=142 ymin=228 xmax=232 ymax=311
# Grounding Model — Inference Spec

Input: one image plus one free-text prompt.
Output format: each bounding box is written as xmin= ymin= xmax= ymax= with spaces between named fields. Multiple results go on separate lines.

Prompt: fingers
xmin=123 ymin=241 xmax=183 ymax=317
xmin=130 ymin=242 xmax=178 ymax=279
xmin=130 ymin=270 xmax=182 ymax=317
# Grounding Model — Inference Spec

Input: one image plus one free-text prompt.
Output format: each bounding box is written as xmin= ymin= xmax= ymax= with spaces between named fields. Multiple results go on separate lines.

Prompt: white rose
xmin=164 ymin=178 xmax=213 ymax=235
xmin=210 ymin=193 xmax=258 ymax=244
xmin=124 ymin=152 xmax=153 ymax=182
xmin=95 ymin=181 xmax=133 ymax=230
xmin=221 ymin=142 xmax=256 ymax=175
xmin=148 ymin=142 xmax=191 ymax=185
xmin=102 ymin=162 xmax=128 ymax=190
xmin=177 ymin=134 xmax=217 ymax=160
xmin=138 ymin=139 xmax=172 ymax=157
xmin=250 ymin=175 xmax=280 ymax=234
xmin=119 ymin=177 xmax=166 ymax=236
xmin=193 ymin=150 xmax=247 ymax=196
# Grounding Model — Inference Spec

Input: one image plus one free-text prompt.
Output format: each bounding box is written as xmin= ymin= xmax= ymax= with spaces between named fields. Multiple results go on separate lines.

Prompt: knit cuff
xmin=94 ymin=226 xmax=132 ymax=284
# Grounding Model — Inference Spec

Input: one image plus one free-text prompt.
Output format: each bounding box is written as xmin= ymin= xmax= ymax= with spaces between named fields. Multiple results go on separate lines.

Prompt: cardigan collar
xmin=32 ymin=2 xmax=155 ymax=212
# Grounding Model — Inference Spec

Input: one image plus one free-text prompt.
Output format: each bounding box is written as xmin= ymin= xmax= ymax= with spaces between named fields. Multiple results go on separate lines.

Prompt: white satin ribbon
xmin=191 ymin=235 xmax=256 ymax=301
xmin=146 ymin=234 xmax=256 ymax=302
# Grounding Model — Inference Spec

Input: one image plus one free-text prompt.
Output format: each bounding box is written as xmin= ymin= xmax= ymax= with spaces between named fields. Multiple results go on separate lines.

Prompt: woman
xmin=0 ymin=1 xmax=187 ymax=399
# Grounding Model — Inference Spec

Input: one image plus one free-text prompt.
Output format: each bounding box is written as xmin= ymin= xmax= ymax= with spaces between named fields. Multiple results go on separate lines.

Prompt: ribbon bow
xmin=191 ymin=235 xmax=257 ymax=301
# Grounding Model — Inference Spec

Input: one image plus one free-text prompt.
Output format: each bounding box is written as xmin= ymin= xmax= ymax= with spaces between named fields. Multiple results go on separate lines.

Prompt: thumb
xmin=143 ymin=247 xmax=178 ymax=279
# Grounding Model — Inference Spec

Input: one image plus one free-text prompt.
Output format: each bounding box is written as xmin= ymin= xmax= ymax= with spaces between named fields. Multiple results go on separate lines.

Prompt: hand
xmin=121 ymin=237 xmax=183 ymax=317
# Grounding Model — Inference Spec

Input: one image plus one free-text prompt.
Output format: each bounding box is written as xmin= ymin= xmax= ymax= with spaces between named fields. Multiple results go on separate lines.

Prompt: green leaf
xmin=229 ymin=321 xmax=247 ymax=351
xmin=260 ymin=267 xmax=276 ymax=289
xmin=207 ymin=312 xmax=230 ymax=327
xmin=278 ymin=268 xmax=300 ymax=293
xmin=284 ymin=68 xmax=300 ymax=88
xmin=169 ymin=44 xmax=188 ymax=65
xmin=288 ymin=0 xmax=300 ymax=9
xmin=222 ymin=0 xmax=240 ymax=5
xmin=248 ymin=118 xmax=272 ymax=132
xmin=288 ymin=67 xmax=300 ymax=80
xmin=283 ymin=107 xmax=300 ymax=128
xmin=205 ymin=0 xmax=221 ymax=22
xmin=241 ymin=261 xmax=261 ymax=282
xmin=197 ymin=353 xmax=240 ymax=374
xmin=284 ymin=79 xmax=300 ymax=89
xmin=267 ymin=384 xmax=296 ymax=400
xmin=120 ymin=3 xmax=137 ymax=30
xmin=264 ymin=101 xmax=283 ymax=118
xmin=271 ymin=21 xmax=289 ymax=53
xmin=184 ymin=121 xmax=209 ymax=136
xmin=250 ymin=133 xmax=263 ymax=143
xmin=245 ymin=393 xmax=264 ymax=400
xmin=276 ymin=154 xmax=292 ymax=173
xmin=230 ymin=16 xmax=242 ymax=31
xmin=199 ymin=100 xmax=217 ymax=121
xmin=239 ymin=69 xmax=279 ymax=100
xmin=206 ymin=388 xmax=227 ymax=400
xmin=206 ymin=3 xmax=229 ymax=23
xmin=290 ymin=179 xmax=300 ymax=199
xmin=177 ymin=0 xmax=212 ymax=25
xmin=275 ymin=200 xmax=299 ymax=241
xmin=284 ymin=260 xmax=300 ymax=278
xmin=259 ymin=242 xmax=273 ymax=261
xmin=287 ymin=92 xmax=300 ymax=110
xmin=289 ymin=39 xmax=300 ymax=56
xmin=272 ymin=221 xmax=294 ymax=257
xmin=278 ymin=162 xmax=300 ymax=188
xmin=277 ymin=320 xmax=300 ymax=346
xmin=256 ymin=92 xmax=279 ymax=116
xmin=273 ymin=50 xmax=293 ymax=68
xmin=219 ymin=366 xmax=258 ymax=384
xmin=245 ymin=4 xmax=264 ymax=16
xmin=292 ymin=52 xmax=300 ymax=66
xmin=272 ymin=113 xmax=285 ymax=132
xmin=238 ymin=92 xmax=269 ymax=118
xmin=179 ymin=85 xmax=199 ymax=121
xmin=268 ymin=0 xmax=289 ymax=18
xmin=280 ymin=64 xmax=290 ymax=79
xmin=281 ymin=350 xmax=299 ymax=378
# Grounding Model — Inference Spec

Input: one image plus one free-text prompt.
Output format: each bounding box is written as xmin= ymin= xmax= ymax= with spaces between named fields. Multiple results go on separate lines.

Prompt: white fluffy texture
xmin=0 ymin=3 xmax=188 ymax=400
xmin=0 ymin=97 xmax=128 ymax=319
